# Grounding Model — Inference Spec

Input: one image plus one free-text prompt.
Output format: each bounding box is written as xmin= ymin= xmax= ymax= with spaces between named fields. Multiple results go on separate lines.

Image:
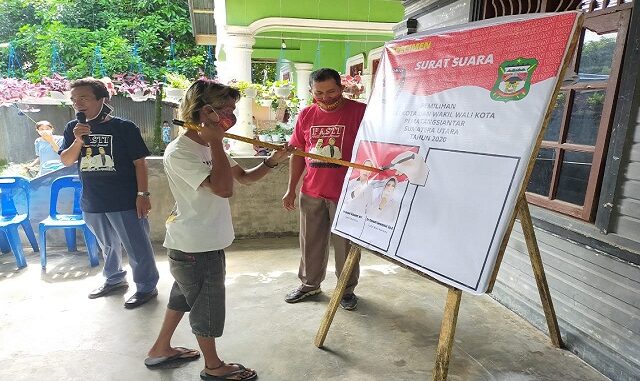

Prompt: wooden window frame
xmin=526 ymin=6 xmax=632 ymax=221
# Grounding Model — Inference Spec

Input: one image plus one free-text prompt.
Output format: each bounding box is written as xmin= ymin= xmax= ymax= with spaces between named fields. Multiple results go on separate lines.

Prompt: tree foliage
xmin=580 ymin=37 xmax=616 ymax=75
xmin=0 ymin=0 xmax=207 ymax=81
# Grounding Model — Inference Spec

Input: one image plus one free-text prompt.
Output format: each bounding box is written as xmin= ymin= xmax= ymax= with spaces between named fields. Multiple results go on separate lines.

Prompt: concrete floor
xmin=0 ymin=237 xmax=608 ymax=381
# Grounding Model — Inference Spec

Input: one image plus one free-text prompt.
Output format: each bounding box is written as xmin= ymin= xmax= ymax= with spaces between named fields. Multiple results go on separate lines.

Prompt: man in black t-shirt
xmin=59 ymin=78 xmax=159 ymax=309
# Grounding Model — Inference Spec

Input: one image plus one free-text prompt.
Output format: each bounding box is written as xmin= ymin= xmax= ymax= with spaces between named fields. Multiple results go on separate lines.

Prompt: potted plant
xmin=341 ymin=73 xmax=365 ymax=99
xmin=269 ymin=124 xmax=286 ymax=142
xmin=99 ymin=77 xmax=118 ymax=97
xmin=113 ymin=72 xmax=154 ymax=102
xmin=0 ymin=78 xmax=45 ymax=106
xmin=41 ymin=73 xmax=71 ymax=101
xmin=281 ymin=123 xmax=294 ymax=142
xmin=257 ymin=132 xmax=270 ymax=142
xmin=165 ymin=73 xmax=190 ymax=100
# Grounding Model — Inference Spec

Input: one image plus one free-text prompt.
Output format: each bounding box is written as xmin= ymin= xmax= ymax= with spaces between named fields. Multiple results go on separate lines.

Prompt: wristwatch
xmin=137 ymin=191 xmax=151 ymax=197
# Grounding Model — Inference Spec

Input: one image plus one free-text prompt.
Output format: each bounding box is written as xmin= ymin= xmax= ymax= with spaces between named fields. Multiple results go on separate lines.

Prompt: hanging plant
xmin=271 ymin=79 xmax=292 ymax=98
xmin=228 ymin=79 xmax=263 ymax=98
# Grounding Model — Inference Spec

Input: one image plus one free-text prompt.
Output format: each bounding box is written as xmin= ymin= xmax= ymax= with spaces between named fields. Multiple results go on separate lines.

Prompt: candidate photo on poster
xmin=335 ymin=140 xmax=429 ymax=251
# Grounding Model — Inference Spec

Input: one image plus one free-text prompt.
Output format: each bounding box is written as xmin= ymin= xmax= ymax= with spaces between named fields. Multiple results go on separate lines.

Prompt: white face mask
xmin=87 ymin=101 xmax=113 ymax=122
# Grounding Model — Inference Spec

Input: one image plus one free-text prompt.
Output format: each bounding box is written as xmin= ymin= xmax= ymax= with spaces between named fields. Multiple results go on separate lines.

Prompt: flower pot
xmin=244 ymin=87 xmax=258 ymax=98
xmin=130 ymin=90 xmax=148 ymax=102
xmin=271 ymin=134 xmax=282 ymax=142
xmin=165 ymin=87 xmax=184 ymax=100
xmin=284 ymin=134 xmax=292 ymax=142
xmin=257 ymin=134 xmax=270 ymax=142
xmin=274 ymin=86 xmax=291 ymax=98
xmin=49 ymin=90 xmax=71 ymax=102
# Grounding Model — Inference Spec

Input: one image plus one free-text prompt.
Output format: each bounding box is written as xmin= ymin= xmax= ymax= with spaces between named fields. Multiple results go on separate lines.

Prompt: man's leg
xmin=197 ymin=336 xmax=256 ymax=379
xmin=148 ymin=280 xmax=192 ymax=359
xmin=147 ymin=308 xmax=186 ymax=357
xmin=83 ymin=212 xmax=127 ymax=285
xmin=297 ymin=193 xmax=332 ymax=291
xmin=329 ymin=201 xmax=360 ymax=294
xmin=106 ymin=210 xmax=159 ymax=293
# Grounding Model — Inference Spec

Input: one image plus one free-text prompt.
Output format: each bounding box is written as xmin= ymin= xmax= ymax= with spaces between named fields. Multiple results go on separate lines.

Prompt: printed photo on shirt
xmin=80 ymin=134 xmax=115 ymax=172
xmin=309 ymin=125 xmax=345 ymax=167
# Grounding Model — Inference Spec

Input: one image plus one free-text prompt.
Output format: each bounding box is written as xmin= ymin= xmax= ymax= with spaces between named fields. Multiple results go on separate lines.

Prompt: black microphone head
xmin=76 ymin=112 xmax=89 ymax=145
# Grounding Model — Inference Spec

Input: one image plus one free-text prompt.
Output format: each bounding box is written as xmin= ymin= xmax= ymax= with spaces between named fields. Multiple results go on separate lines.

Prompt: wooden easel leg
xmin=314 ymin=244 xmax=362 ymax=348
xmin=518 ymin=199 xmax=564 ymax=348
xmin=433 ymin=287 xmax=462 ymax=381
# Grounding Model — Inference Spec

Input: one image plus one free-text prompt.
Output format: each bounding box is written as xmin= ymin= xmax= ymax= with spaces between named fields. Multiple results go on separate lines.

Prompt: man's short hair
xmin=309 ymin=68 xmax=342 ymax=88
xmin=70 ymin=78 xmax=110 ymax=100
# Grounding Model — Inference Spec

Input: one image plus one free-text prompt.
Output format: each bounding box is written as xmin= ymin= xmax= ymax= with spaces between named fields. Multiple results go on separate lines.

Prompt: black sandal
xmin=200 ymin=362 xmax=257 ymax=381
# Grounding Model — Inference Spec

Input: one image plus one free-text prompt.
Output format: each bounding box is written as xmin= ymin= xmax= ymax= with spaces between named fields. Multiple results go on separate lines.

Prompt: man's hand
xmin=282 ymin=189 xmax=297 ymax=211
xmin=136 ymin=196 xmax=152 ymax=218
xmin=198 ymin=123 xmax=225 ymax=144
xmin=269 ymin=143 xmax=293 ymax=165
xmin=73 ymin=123 xmax=91 ymax=143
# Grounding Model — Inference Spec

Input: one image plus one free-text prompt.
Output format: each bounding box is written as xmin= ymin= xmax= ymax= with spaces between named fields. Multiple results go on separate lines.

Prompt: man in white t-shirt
xmin=145 ymin=81 xmax=289 ymax=381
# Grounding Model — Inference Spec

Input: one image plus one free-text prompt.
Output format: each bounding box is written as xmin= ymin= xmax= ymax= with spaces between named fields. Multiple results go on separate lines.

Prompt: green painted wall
xmin=251 ymin=31 xmax=388 ymax=73
xmin=222 ymin=0 xmax=402 ymax=79
xmin=227 ymin=0 xmax=404 ymax=26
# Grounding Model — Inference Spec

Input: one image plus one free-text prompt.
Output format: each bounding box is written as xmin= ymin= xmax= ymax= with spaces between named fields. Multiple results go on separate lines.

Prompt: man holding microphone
xmin=59 ymin=78 xmax=159 ymax=309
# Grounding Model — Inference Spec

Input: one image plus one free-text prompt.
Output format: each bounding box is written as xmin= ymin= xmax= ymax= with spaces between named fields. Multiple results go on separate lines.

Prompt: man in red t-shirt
xmin=283 ymin=68 xmax=366 ymax=311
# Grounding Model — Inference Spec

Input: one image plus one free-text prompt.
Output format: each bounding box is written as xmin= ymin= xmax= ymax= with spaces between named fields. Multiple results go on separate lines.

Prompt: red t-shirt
xmin=290 ymin=99 xmax=367 ymax=202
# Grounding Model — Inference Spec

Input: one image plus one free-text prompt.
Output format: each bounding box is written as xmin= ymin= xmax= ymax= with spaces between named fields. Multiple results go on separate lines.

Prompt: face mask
xmin=314 ymin=95 xmax=343 ymax=111
xmin=213 ymin=108 xmax=237 ymax=130
xmin=86 ymin=102 xmax=113 ymax=125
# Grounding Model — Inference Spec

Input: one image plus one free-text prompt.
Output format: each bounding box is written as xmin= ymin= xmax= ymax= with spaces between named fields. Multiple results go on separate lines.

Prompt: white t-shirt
xmin=163 ymin=134 xmax=237 ymax=252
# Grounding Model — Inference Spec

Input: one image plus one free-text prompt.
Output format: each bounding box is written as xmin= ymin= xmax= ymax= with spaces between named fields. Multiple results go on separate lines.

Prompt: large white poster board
xmin=332 ymin=12 xmax=581 ymax=294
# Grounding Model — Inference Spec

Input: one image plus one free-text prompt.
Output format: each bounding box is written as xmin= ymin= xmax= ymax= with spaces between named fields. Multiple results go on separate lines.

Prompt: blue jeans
xmin=84 ymin=209 xmax=159 ymax=293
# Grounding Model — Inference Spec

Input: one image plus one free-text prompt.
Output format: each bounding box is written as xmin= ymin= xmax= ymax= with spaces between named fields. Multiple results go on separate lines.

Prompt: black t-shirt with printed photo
xmin=61 ymin=117 xmax=150 ymax=213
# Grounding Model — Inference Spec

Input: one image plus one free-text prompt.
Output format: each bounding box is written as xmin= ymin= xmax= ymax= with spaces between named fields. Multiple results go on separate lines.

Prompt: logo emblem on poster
xmin=490 ymin=58 xmax=538 ymax=102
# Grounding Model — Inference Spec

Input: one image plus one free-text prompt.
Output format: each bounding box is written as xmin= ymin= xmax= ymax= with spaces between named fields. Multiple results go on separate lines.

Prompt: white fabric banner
xmin=332 ymin=12 xmax=581 ymax=294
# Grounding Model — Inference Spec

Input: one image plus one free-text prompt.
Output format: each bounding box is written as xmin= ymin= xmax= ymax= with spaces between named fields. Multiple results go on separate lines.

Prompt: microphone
xmin=76 ymin=112 xmax=89 ymax=145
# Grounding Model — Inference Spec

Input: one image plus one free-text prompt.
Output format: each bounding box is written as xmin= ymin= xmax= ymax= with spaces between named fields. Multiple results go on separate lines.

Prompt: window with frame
xmin=482 ymin=0 xmax=633 ymax=221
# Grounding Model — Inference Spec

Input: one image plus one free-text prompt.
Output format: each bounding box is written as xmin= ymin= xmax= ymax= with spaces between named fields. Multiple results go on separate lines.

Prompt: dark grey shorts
xmin=167 ymin=248 xmax=226 ymax=337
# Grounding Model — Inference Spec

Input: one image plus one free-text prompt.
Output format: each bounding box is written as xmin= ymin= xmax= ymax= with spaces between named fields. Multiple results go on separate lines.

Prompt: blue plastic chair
xmin=39 ymin=175 xmax=99 ymax=269
xmin=0 ymin=176 xmax=40 ymax=268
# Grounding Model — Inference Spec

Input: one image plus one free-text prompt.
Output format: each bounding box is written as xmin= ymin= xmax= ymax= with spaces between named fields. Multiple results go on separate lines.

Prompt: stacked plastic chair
xmin=0 ymin=176 xmax=39 ymax=268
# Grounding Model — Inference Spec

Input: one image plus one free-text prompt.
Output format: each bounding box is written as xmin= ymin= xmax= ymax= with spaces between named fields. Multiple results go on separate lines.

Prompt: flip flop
xmin=199 ymin=362 xmax=257 ymax=381
xmin=144 ymin=346 xmax=201 ymax=369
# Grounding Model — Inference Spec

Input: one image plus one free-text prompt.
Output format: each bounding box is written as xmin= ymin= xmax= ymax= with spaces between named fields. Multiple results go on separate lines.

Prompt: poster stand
xmin=314 ymin=196 xmax=561 ymax=380
xmin=314 ymin=13 xmax=583 ymax=380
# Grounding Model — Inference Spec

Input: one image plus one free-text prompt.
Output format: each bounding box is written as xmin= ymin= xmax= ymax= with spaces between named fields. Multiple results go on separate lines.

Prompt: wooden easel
xmin=314 ymin=195 xmax=562 ymax=380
